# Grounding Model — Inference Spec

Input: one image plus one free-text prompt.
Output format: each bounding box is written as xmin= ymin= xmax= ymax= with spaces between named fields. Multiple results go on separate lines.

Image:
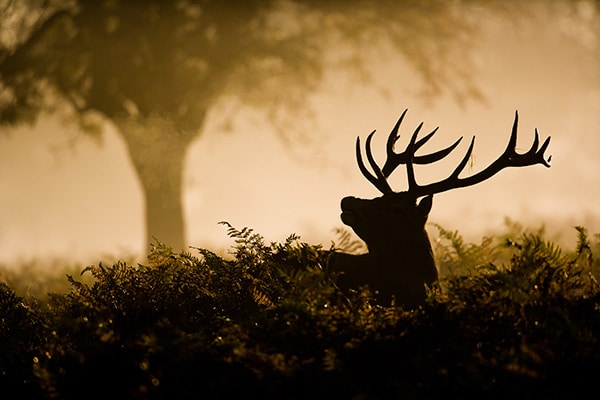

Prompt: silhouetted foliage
xmin=1 ymin=223 xmax=599 ymax=398
xmin=0 ymin=283 xmax=46 ymax=398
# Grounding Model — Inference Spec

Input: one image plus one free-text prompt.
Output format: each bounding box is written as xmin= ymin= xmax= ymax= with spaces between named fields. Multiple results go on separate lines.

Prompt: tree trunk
xmin=140 ymin=149 xmax=186 ymax=252
xmin=115 ymin=115 xmax=197 ymax=254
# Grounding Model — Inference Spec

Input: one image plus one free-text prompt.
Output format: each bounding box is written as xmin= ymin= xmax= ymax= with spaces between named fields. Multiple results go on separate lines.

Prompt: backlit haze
xmin=1 ymin=5 xmax=599 ymax=266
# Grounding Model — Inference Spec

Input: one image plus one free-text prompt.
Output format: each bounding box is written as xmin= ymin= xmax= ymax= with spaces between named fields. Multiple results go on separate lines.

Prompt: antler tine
xmin=537 ymin=131 xmax=552 ymax=167
xmin=413 ymin=135 xmax=462 ymax=165
xmin=501 ymin=111 xmax=551 ymax=167
xmin=382 ymin=119 xmax=424 ymax=179
xmin=381 ymin=111 xmax=464 ymax=177
xmin=403 ymin=124 xmax=467 ymax=192
xmin=448 ymin=136 xmax=476 ymax=180
xmin=385 ymin=109 xmax=408 ymax=156
xmin=507 ymin=112 xmax=552 ymax=167
xmin=404 ymin=121 xmax=422 ymax=192
xmin=365 ymin=131 xmax=387 ymax=183
xmin=355 ymin=133 xmax=393 ymax=194
xmin=409 ymin=110 xmax=552 ymax=197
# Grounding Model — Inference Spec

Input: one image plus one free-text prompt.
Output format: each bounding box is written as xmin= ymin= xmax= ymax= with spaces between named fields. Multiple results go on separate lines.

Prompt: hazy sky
xmin=1 ymin=5 xmax=599 ymax=265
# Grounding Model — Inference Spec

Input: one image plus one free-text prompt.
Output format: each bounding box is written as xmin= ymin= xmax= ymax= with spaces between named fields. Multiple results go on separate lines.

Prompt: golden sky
xmin=1 ymin=5 xmax=599 ymax=265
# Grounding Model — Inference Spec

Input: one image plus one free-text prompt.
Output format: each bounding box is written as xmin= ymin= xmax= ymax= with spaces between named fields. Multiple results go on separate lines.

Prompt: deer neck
xmin=366 ymin=228 xmax=435 ymax=272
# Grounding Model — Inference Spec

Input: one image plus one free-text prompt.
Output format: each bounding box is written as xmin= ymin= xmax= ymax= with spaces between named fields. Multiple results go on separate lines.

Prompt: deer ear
xmin=417 ymin=195 xmax=433 ymax=220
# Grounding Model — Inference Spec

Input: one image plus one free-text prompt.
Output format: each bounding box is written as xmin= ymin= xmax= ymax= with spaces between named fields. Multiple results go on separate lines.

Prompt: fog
xmin=1 ymin=3 xmax=599 ymax=266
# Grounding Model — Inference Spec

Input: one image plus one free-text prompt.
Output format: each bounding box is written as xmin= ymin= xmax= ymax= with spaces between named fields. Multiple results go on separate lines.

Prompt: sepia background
xmin=0 ymin=0 xmax=599 ymax=267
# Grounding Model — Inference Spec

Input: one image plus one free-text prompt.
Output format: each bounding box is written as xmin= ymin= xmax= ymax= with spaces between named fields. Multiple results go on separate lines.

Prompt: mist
xmin=0 ymin=2 xmax=598 ymax=266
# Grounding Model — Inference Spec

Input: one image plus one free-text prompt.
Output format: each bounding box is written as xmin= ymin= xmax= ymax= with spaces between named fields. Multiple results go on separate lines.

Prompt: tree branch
xmin=0 ymin=7 xmax=75 ymax=68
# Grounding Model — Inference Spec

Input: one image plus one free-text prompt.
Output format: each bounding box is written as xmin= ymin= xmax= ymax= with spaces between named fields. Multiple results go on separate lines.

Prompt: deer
xmin=329 ymin=109 xmax=551 ymax=307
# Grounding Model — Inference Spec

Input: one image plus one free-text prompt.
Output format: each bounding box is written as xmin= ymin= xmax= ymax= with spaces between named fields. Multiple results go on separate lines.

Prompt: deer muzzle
xmin=340 ymin=196 xmax=362 ymax=226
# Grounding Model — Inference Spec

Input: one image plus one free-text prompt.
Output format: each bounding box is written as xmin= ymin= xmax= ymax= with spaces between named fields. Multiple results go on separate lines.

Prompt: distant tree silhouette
xmin=0 ymin=0 xmax=516 ymax=252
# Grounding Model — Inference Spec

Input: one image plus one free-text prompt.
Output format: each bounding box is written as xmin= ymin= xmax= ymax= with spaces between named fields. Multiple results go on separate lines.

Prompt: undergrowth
xmin=1 ymin=222 xmax=599 ymax=399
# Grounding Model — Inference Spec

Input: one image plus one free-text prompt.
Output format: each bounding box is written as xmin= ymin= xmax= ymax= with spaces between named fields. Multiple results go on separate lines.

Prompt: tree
xmin=0 ymin=0 xmax=492 ymax=252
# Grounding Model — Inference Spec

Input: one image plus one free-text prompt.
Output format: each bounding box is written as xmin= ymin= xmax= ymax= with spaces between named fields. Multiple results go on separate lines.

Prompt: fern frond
xmin=573 ymin=226 xmax=593 ymax=267
xmin=332 ymin=227 xmax=367 ymax=254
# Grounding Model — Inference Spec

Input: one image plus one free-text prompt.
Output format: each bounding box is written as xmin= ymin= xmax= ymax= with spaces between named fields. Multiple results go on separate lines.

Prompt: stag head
xmin=341 ymin=192 xmax=432 ymax=254
xmin=342 ymin=109 xmax=551 ymax=240
xmin=337 ymin=109 xmax=551 ymax=306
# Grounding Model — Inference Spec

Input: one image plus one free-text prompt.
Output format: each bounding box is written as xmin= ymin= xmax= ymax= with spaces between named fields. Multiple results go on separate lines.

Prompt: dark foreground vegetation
xmin=1 ymin=222 xmax=599 ymax=399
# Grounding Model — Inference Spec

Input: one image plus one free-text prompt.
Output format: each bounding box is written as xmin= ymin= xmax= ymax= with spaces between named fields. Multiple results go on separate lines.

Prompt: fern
xmin=573 ymin=226 xmax=594 ymax=267
xmin=432 ymin=223 xmax=499 ymax=277
xmin=332 ymin=227 xmax=368 ymax=254
xmin=2 ymin=222 xmax=599 ymax=398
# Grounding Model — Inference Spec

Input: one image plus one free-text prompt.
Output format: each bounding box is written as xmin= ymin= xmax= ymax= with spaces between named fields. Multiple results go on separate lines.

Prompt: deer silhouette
xmin=329 ymin=109 xmax=551 ymax=307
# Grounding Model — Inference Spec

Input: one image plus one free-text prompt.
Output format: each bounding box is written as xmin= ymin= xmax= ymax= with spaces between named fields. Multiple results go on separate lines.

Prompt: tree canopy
xmin=0 ymin=0 xmax=485 ymax=126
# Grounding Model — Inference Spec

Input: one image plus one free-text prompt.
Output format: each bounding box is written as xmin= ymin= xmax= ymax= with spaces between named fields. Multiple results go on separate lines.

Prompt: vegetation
xmin=1 ymin=222 xmax=599 ymax=399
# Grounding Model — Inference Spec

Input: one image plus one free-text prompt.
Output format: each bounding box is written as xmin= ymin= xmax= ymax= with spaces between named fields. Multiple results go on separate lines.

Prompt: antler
xmin=356 ymin=109 xmax=463 ymax=194
xmin=356 ymin=110 xmax=551 ymax=197
xmin=380 ymin=109 xmax=463 ymax=177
